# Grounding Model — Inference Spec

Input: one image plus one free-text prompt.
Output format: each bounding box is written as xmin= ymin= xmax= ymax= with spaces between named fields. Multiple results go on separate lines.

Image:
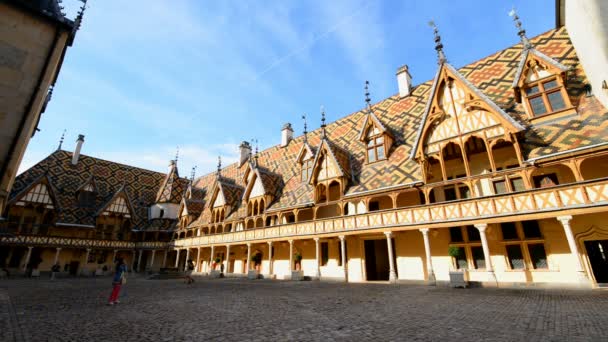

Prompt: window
xmin=321 ymin=242 xmax=329 ymax=266
xmin=367 ymin=135 xmax=386 ymax=163
xmin=368 ymin=201 xmax=380 ymax=212
xmin=449 ymin=226 xmax=484 ymax=270
xmin=78 ymin=191 xmax=96 ymax=208
xmin=301 ymin=159 xmax=313 ymax=182
xmin=444 ymin=187 xmax=457 ymax=201
xmin=509 ymin=177 xmax=526 ymax=192
xmin=501 ymin=220 xmax=548 ymax=270
xmin=524 ymin=77 xmax=570 ymax=117
xmin=493 ymin=179 xmax=508 ymax=194
xmin=159 ymin=209 xmax=164 ymax=218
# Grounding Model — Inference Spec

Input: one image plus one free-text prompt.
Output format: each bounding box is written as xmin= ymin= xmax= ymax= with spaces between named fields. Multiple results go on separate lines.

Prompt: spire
xmin=509 ymin=8 xmax=532 ymax=50
xmin=428 ymin=20 xmax=447 ymax=65
xmin=174 ymin=146 xmax=179 ymax=165
xmin=302 ymin=114 xmax=308 ymax=142
xmin=217 ymin=156 xmax=222 ymax=176
xmin=254 ymin=140 xmax=259 ymax=166
xmin=190 ymin=166 xmax=197 ymax=183
xmin=57 ymin=129 xmax=66 ymax=150
xmin=365 ymin=80 xmax=372 ymax=110
xmin=320 ymin=105 xmax=327 ymax=137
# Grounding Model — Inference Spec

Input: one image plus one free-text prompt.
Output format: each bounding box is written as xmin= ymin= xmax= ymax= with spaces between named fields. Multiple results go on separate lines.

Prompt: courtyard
xmin=1 ymin=277 xmax=607 ymax=341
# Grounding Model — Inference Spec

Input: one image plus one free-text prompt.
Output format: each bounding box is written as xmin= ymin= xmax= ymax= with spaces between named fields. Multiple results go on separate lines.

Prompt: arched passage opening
xmin=396 ymin=190 xmax=424 ymax=208
xmin=246 ymin=219 xmax=254 ymax=229
xmin=580 ymin=155 xmax=608 ymax=180
xmin=368 ymin=195 xmax=393 ymax=212
xmin=255 ymin=217 xmax=264 ymax=228
xmin=491 ymin=139 xmax=520 ymax=170
xmin=316 ymin=203 xmax=341 ymax=219
xmin=316 ymin=184 xmax=327 ymax=203
xmin=442 ymin=142 xmax=467 ymax=179
xmin=429 ymin=182 xmax=471 ymax=203
xmin=426 ymin=156 xmax=443 ymax=183
xmin=328 ymin=181 xmax=341 ymax=202
xmin=297 ymin=208 xmax=314 ymax=222
xmin=530 ymin=164 xmax=576 ymax=188
xmin=465 ymin=136 xmax=492 ymax=175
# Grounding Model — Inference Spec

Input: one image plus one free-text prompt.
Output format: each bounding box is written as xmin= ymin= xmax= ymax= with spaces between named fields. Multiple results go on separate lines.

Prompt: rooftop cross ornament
xmin=57 ymin=129 xmax=66 ymax=150
xmin=428 ymin=20 xmax=447 ymax=65
xmin=509 ymin=8 xmax=532 ymax=50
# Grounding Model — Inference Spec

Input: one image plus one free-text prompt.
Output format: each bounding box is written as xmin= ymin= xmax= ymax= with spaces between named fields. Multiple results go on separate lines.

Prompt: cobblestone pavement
xmin=1 ymin=277 xmax=608 ymax=342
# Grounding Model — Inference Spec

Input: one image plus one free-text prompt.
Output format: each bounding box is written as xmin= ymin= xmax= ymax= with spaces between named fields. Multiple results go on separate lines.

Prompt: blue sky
xmin=21 ymin=0 xmax=556 ymax=177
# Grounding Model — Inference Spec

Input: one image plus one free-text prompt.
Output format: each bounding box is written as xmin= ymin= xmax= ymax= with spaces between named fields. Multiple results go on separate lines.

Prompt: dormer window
xmin=524 ymin=77 xmax=569 ymax=117
xmin=366 ymin=133 xmax=386 ymax=163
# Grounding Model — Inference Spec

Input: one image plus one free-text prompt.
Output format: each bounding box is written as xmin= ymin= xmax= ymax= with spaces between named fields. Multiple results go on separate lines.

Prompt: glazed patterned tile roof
xmin=8 ymin=150 xmax=189 ymax=231
xmin=155 ymin=163 xmax=189 ymax=204
xmin=186 ymin=27 xmax=607 ymax=227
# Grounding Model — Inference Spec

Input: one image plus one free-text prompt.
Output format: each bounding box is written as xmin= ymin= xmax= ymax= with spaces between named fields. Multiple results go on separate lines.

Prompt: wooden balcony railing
xmin=173 ymin=177 xmax=608 ymax=248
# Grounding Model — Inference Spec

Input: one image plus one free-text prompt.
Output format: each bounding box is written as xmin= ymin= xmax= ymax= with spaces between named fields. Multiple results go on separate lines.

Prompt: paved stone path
xmin=1 ymin=277 xmax=607 ymax=341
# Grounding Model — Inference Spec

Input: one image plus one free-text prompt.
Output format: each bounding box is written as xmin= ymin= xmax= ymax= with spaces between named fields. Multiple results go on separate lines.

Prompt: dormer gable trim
xmin=310 ymin=138 xmax=347 ymax=185
xmin=358 ymin=111 xmax=389 ymax=142
xmin=410 ymin=62 xmax=525 ymax=160
xmin=296 ymin=142 xmax=315 ymax=163
xmin=76 ymin=175 xmax=98 ymax=193
xmin=8 ymin=174 xmax=60 ymax=210
xmin=95 ymin=185 xmax=135 ymax=218
xmin=512 ymin=48 xmax=569 ymax=91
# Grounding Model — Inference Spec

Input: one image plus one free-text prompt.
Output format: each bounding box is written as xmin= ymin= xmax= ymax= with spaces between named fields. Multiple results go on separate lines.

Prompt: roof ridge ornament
xmin=509 ymin=8 xmax=532 ymax=50
xmin=174 ymin=146 xmax=179 ymax=165
xmin=57 ymin=129 xmax=66 ymax=150
xmin=190 ymin=166 xmax=197 ymax=184
xmin=302 ymin=114 xmax=308 ymax=142
xmin=428 ymin=20 xmax=447 ymax=65
xmin=217 ymin=156 xmax=222 ymax=176
xmin=320 ymin=105 xmax=327 ymax=137
xmin=365 ymin=81 xmax=372 ymax=110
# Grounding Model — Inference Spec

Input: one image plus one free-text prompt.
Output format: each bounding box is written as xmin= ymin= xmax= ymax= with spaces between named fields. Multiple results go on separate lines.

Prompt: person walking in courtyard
xmin=50 ymin=263 xmax=60 ymax=280
xmin=184 ymin=259 xmax=195 ymax=284
xmin=108 ymin=258 xmax=126 ymax=305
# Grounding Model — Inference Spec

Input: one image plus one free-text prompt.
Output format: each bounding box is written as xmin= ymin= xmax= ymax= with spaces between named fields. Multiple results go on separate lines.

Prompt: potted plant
xmin=294 ymin=252 xmax=302 ymax=271
xmin=210 ymin=257 xmax=222 ymax=278
xmin=291 ymin=252 xmax=304 ymax=281
xmin=213 ymin=257 xmax=221 ymax=269
xmin=448 ymin=246 xmax=467 ymax=288
xmin=248 ymin=253 xmax=262 ymax=279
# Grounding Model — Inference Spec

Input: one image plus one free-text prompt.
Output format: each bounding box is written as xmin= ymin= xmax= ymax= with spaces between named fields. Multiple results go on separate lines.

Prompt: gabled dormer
xmin=96 ymin=185 xmax=134 ymax=219
xmin=243 ymin=164 xmax=280 ymax=217
xmin=208 ymin=176 xmax=243 ymax=223
xmin=512 ymin=48 xmax=573 ymax=120
xmin=310 ymin=137 xmax=350 ymax=203
xmin=296 ymin=142 xmax=315 ymax=183
xmin=9 ymin=174 xmax=58 ymax=210
xmin=76 ymin=175 xmax=97 ymax=208
xmin=358 ymin=109 xmax=393 ymax=163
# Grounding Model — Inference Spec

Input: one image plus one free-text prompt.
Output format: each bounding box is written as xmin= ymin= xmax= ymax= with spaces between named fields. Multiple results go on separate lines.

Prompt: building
xmin=0 ymin=0 xmax=85 ymax=216
xmin=2 ymin=6 xmax=608 ymax=288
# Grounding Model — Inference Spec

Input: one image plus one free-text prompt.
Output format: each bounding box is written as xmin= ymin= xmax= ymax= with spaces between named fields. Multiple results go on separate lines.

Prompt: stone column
xmin=267 ymin=241 xmax=273 ymax=276
xmin=82 ymin=248 xmax=91 ymax=276
xmin=150 ymin=250 xmax=156 ymax=271
xmin=314 ymin=238 xmax=321 ymax=279
xmin=196 ymin=247 xmax=201 ymax=273
xmin=174 ymin=249 xmax=181 ymax=268
xmin=53 ymin=248 xmax=62 ymax=265
xmin=162 ymin=250 xmax=168 ymax=268
xmin=384 ymin=232 xmax=397 ymax=283
xmin=184 ymin=249 xmax=191 ymax=272
xmin=137 ymin=249 xmax=143 ymax=272
xmin=419 ymin=228 xmax=435 ymax=283
xmin=245 ymin=243 xmax=251 ymax=272
xmin=557 ymin=216 xmax=588 ymax=282
xmin=131 ymin=250 xmax=136 ymax=272
xmin=22 ymin=246 xmax=33 ymax=273
xmin=209 ymin=245 xmax=215 ymax=271
xmin=339 ymin=236 xmax=347 ymax=282
xmin=289 ymin=240 xmax=294 ymax=271
xmin=474 ymin=224 xmax=496 ymax=282
xmin=225 ymin=245 xmax=231 ymax=275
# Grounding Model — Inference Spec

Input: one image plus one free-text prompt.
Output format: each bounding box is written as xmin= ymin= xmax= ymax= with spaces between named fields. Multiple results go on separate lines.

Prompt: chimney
xmin=239 ymin=141 xmax=252 ymax=167
xmin=396 ymin=65 xmax=412 ymax=97
xmin=281 ymin=123 xmax=294 ymax=147
xmin=71 ymin=134 xmax=85 ymax=165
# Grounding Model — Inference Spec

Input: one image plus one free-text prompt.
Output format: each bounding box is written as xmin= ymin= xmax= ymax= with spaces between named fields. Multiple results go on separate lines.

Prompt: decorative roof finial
xmin=217 ymin=156 xmax=222 ymax=175
xmin=175 ymin=146 xmax=179 ymax=165
xmin=302 ymin=114 xmax=308 ymax=141
xmin=57 ymin=129 xmax=66 ymax=150
xmin=190 ymin=166 xmax=197 ymax=183
xmin=320 ymin=105 xmax=327 ymax=137
xmin=73 ymin=0 xmax=88 ymax=34
xmin=428 ymin=20 xmax=447 ymax=65
xmin=365 ymin=80 xmax=372 ymax=109
xmin=509 ymin=8 xmax=532 ymax=50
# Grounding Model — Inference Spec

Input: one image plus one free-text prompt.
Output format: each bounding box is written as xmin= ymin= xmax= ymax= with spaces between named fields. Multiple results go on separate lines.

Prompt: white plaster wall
xmin=565 ymin=0 xmax=608 ymax=108
xmin=150 ymin=203 xmax=179 ymax=219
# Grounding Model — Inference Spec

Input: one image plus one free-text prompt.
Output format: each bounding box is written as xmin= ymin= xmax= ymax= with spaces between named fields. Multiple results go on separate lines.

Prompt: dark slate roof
xmin=6 ymin=0 xmax=74 ymax=27
xmin=8 ymin=150 xmax=188 ymax=230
